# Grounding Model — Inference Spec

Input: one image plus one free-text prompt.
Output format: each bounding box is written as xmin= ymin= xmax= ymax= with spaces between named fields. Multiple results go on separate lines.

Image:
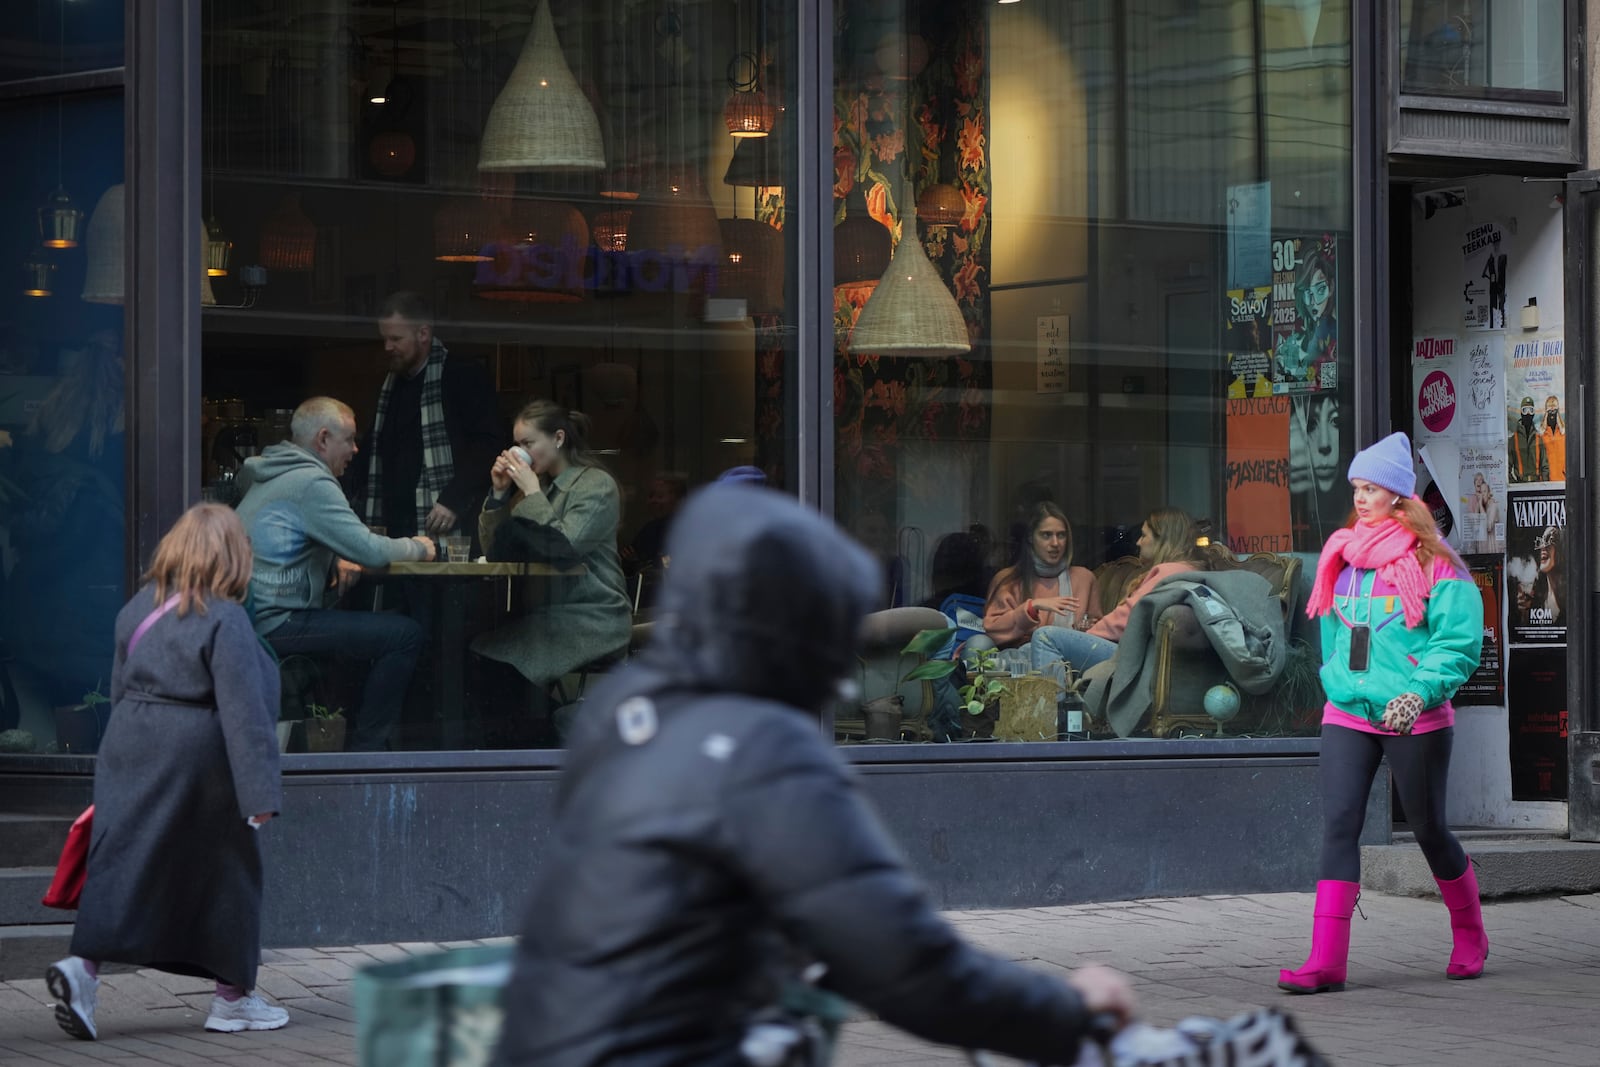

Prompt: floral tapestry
xmin=832 ymin=1 xmax=992 ymax=534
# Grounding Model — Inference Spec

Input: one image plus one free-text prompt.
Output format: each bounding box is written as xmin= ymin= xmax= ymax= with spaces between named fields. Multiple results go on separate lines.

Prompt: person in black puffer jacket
xmin=493 ymin=485 xmax=1136 ymax=1067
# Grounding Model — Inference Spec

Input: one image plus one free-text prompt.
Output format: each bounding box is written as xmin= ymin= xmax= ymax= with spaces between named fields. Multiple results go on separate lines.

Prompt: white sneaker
xmin=204 ymin=993 xmax=289 ymax=1033
xmin=45 ymin=956 xmax=98 ymax=1041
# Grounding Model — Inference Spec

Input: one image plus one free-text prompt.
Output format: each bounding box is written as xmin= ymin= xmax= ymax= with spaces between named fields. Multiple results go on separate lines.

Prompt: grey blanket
xmin=1088 ymin=569 xmax=1287 ymax=738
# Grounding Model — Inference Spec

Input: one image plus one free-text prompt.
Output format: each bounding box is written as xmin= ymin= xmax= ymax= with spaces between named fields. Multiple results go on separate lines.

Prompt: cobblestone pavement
xmin=2 ymin=893 xmax=1597 ymax=1066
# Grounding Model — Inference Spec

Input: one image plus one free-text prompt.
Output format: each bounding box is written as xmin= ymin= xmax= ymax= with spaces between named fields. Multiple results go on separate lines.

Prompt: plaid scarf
xmin=363 ymin=337 xmax=455 ymax=532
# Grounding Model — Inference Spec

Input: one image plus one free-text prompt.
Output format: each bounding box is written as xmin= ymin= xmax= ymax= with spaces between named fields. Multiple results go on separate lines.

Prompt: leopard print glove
xmin=1382 ymin=692 xmax=1425 ymax=735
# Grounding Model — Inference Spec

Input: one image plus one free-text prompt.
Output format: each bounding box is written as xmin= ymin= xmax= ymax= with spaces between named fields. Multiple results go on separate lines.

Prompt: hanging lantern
xmin=833 ymin=215 xmax=891 ymax=285
xmin=724 ymin=118 xmax=784 ymax=189
xmin=717 ymin=218 xmax=782 ymax=314
xmin=200 ymin=218 xmax=218 ymax=307
xmin=433 ymin=199 xmax=503 ymax=263
xmin=204 ymin=216 xmax=233 ymax=277
xmin=22 ymin=252 xmax=53 ymax=298
xmin=723 ymin=88 xmax=776 ymax=139
xmin=478 ymin=0 xmax=605 ymax=172
xmin=475 ymin=199 xmax=589 ymax=303
xmin=591 ymin=208 xmax=632 ymax=253
xmin=917 ymin=183 xmax=964 ymax=228
xmin=848 ymin=229 xmax=971 ymax=357
xmin=259 ymin=194 xmax=316 ymax=272
xmin=630 ymin=169 xmax=722 ymax=264
xmin=80 ymin=184 xmax=125 ymax=304
xmin=38 ymin=186 xmax=83 ymax=249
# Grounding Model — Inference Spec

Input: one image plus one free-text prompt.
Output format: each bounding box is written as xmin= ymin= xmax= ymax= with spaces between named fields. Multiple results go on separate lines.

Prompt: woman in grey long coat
xmin=47 ymin=504 xmax=288 ymax=1041
xmin=475 ymin=401 xmax=631 ymax=687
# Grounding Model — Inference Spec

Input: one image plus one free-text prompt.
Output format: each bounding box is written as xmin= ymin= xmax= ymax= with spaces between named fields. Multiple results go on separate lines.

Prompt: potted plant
xmin=54 ymin=684 xmax=110 ymax=754
xmin=303 ymin=703 xmax=347 ymax=753
xmin=899 ymin=627 xmax=1008 ymax=740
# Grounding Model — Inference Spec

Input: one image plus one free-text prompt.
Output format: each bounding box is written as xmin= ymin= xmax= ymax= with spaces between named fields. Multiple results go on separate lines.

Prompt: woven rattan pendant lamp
xmin=847 ymin=67 xmax=968 ymax=357
xmin=479 ymin=0 xmax=604 ymax=172
xmin=80 ymin=184 xmax=125 ymax=304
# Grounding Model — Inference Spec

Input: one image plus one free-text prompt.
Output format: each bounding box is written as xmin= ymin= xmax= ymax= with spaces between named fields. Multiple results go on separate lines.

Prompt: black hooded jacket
xmin=493 ymin=486 xmax=1090 ymax=1067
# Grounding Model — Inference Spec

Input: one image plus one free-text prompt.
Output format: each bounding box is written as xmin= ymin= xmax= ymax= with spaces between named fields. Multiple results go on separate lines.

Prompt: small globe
xmin=1204 ymin=683 xmax=1241 ymax=723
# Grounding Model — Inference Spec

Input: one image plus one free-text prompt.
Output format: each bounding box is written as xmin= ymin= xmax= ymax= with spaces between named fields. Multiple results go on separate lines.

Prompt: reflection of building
xmin=1 ymin=1 xmax=1597 ymax=954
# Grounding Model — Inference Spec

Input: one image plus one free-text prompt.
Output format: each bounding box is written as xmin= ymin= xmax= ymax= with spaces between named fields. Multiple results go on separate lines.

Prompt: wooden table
xmin=377 ymin=560 xmax=586 ymax=747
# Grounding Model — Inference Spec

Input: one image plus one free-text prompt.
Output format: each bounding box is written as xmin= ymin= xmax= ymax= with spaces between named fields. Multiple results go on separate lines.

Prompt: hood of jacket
xmin=638 ymin=484 xmax=880 ymax=712
xmin=236 ymin=442 xmax=330 ymax=493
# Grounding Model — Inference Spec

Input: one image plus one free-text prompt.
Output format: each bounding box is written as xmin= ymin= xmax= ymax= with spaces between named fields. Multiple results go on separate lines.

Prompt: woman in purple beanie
xmin=1279 ymin=431 xmax=1487 ymax=994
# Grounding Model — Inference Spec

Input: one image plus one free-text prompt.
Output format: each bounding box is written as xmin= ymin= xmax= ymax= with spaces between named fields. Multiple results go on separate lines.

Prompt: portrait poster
xmin=1456 ymin=555 xmax=1504 ymax=707
xmin=1270 ymin=235 xmax=1338 ymax=395
xmin=1224 ymin=396 xmax=1292 ymax=555
xmin=1458 ymin=332 xmax=1504 ymax=444
xmin=1457 ymin=446 xmax=1506 ymax=554
xmin=1505 ymin=333 xmax=1567 ymax=484
xmin=1410 ymin=334 xmax=1461 ymax=445
xmin=1461 ymin=219 xmax=1508 ymax=330
xmin=1225 ymin=286 xmax=1273 ymax=399
xmin=1507 ymin=648 xmax=1568 ymax=801
xmin=1036 ymin=315 xmax=1067 ymax=395
xmin=1505 ymin=488 xmax=1567 ymax=645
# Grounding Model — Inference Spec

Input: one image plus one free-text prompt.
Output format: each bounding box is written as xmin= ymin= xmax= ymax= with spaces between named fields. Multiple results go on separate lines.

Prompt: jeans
xmin=1029 ymin=625 xmax=1117 ymax=673
xmin=265 ymin=609 xmax=424 ymax=751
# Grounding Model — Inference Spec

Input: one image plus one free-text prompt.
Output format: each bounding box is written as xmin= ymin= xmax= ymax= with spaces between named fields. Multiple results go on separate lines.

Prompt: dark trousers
xmin=266 ymin=609 xmax=423 ymax=751
xmin=1320 ymin=723 xmax=1468 ymax=883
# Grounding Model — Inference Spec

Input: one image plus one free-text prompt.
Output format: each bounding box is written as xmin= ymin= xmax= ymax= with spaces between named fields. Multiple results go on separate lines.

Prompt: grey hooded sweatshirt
xmin=235 ymin=442 xmax=428 ymax=634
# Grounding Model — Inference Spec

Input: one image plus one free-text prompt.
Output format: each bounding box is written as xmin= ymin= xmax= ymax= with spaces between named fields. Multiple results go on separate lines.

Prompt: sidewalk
xmin=2 ymin=892 xmax=1598 ymax=1066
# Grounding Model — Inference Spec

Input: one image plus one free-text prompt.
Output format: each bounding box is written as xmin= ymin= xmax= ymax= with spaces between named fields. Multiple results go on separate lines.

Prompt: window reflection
xmin=201 ymin=0 xmax=798 ymax=752
xmin=1401 ymin=0 xmax=1564 ymax=98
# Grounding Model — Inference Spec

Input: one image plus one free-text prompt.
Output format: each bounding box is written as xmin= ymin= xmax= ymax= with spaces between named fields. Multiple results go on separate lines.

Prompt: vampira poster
xmin=1505 ymin=488 xmax=1567 ymax=645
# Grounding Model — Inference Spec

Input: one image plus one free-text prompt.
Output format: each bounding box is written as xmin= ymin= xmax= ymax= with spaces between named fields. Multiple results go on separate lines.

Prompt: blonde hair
xmin=145 ymin=504 xmax=254 ymax=617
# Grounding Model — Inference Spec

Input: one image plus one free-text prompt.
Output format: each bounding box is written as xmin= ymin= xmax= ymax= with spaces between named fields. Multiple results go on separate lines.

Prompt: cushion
xmin=857 ymin=607 xmax=952 ymax=651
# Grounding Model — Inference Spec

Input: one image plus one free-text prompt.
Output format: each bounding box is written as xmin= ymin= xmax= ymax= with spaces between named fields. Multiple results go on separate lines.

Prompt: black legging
xmin=1320 ymin=723 xmax=1468 ymax=883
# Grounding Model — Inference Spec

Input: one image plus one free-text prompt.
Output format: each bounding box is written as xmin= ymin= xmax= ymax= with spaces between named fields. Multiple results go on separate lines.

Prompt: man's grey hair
xmin=290 ymin=397 xmax=354 ymax=446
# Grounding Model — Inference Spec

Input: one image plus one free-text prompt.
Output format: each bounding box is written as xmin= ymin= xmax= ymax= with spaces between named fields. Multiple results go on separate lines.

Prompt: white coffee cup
xmin=511 ymin=445 xmax=532 ymax=466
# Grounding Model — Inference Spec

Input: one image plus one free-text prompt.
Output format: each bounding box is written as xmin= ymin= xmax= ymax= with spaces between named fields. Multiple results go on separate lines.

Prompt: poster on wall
xmin=1411 ymin=334 xmax=1462 ymax=445
xmin=1226 ymin=182 xmax=1271 ymax=290
xmin=1036 ymin=315 xmax=1067 ymax=395
xmin=1459 ymin=332 xmax=1504 ymax=444
xmin=1506 ymin=334 xmax=1564 ymax=484
xmin=1271 ymin=236 xmax=1337 ymax=395
xmin=1507 ymin=647 xmax=1568 ymax=801
xmin=1457 ymin=555 xmax=1504 ymax=706
xmin=1457 ymin=447 xmax=1506 ymax=554
xmin=1505 ymin=488 xmax=1567 ymax=644
xmin=1416 ymin=442 xmax=1460 ymax=545
xmin=1224 ymin=396 xmax=1292 ymax=554
xmin=1462 ymin=220 xmax=1509 ymax=330
xmin=1225 ymin=286 xmax=1273 ymax=398
xmin=1287 ymin=393 xmax=1345 ymax=549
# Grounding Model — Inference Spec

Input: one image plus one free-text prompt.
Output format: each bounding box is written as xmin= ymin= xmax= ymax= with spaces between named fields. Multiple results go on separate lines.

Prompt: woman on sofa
xmin=1028 ymin=507 xmax=1217 ymax=672
xmin=983 ymin=502 xmax=1099 ymax=672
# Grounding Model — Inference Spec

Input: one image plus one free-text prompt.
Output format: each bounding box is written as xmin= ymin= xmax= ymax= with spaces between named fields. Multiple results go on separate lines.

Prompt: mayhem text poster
xmin=1505 ymin=488 xmax=1567 ymax=645
xmin=1225 ymin=396 xmax=1292 ymax=554
xmin=1457 ymin=555 xmax=1504 ymax=707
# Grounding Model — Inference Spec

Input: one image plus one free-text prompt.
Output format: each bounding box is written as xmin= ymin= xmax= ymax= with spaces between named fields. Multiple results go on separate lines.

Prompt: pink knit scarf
xmin=1306 ymin=518 xmax=1434 ymax=628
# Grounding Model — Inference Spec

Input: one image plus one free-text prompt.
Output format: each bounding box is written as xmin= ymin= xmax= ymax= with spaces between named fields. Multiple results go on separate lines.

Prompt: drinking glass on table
xmin=443 ymin=535 xmax=472 ymax=563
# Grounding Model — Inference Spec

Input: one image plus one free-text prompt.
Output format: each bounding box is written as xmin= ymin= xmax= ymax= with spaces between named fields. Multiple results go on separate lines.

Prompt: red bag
xmin=41 ymin=805 xmax=93 ymax=910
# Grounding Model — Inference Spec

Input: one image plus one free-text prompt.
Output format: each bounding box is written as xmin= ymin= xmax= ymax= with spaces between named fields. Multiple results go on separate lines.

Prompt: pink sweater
xmin=983 ymin=565 xmax=1100 ymax=648
xmin=1086 ymin=562 xmax=1199 ymax=642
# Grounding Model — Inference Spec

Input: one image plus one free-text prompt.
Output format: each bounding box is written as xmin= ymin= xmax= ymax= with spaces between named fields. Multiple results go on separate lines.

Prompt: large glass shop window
xmin=830 ymin=0 xmax=1354 ymax=745
xmin=200 ymin=0 xmax=800 ymax=752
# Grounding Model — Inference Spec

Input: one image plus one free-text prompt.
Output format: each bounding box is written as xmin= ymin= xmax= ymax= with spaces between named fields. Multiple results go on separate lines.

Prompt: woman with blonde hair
xmin=48 ymin=504 xmax=288 ymax=1041
xmin=1279 ymin=432 xmax=1484 ymax=995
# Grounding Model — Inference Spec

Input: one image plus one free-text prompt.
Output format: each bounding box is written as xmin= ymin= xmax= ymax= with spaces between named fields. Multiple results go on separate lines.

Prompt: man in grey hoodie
xmin=235 ymin=397 xmax=436 ymax=751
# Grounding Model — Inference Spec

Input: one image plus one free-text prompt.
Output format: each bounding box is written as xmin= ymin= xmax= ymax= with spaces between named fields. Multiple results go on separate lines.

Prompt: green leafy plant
xmin=305 ymin=703 xmax=346 ymax=721
xmin=898 ymin=627 xmax=1009 ymax=716
xmin=79 ymin=684 xmax=110 ymax=710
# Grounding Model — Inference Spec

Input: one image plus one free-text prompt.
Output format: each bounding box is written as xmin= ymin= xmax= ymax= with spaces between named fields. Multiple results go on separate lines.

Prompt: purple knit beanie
xmin=1346 ymin=431 xmax=1415 ymax=498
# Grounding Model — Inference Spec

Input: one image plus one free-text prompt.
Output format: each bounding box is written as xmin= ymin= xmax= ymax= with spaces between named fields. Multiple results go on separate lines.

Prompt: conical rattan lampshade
xmin=847 ymin=231 xmax=970 ymax=357
xmin=259 ymin=194 xmax=316 ymax=272
xmin=717 ymin=218 xmax=782 ymax=314
xmin=80 ymin=184 xmax=125 ymax=304
xmin=630 ymin=169 xmax=722 ymax=261
xmin=479 ymin=0 xmax=605 ymax=172
xmin=723 ymin=119 xmax=783 ymax=188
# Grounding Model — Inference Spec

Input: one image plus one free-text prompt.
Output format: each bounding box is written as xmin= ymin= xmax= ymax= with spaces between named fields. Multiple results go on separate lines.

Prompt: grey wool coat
xmin=474 ymin=464 xmax=632 ymax=685
xmin=70 ymin=586 xmax=283 ymax=990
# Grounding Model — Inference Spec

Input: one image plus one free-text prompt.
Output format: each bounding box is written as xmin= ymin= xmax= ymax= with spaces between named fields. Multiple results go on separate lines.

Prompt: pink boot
xmin=1278 ymin=880 xmax=1360 ymax=994
xmin=1436 ymin=861 xmax=1488 ymax=979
